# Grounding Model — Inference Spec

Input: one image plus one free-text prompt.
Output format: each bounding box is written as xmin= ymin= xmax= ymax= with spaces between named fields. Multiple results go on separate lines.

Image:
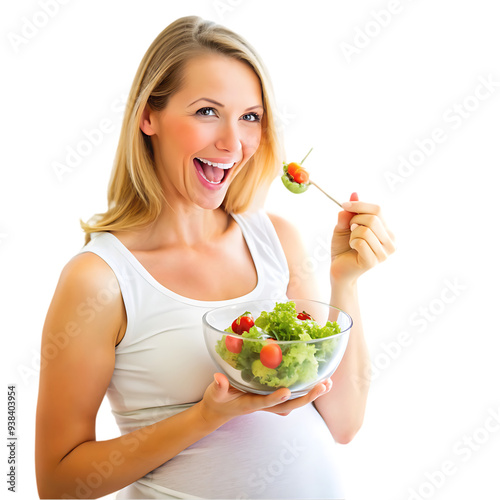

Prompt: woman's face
xmin=141 ymin=54 xmax=264 ymax=211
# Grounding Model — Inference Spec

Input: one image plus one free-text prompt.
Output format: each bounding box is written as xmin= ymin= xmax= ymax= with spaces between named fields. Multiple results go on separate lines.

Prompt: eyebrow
xmin=188 ymin=97 xmax=263 ymax=112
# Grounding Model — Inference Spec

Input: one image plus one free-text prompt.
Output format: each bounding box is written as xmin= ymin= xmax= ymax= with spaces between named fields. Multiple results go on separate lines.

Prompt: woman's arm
xmin=316 ymin=280 xmax=369 ymax=444
xmin=36 ymin=252 xmax=332 ymax=499
xmin=267 ymin=199 xmax=395 ymax=444
xmin=35 ymin=253 xmax=221 ymax=498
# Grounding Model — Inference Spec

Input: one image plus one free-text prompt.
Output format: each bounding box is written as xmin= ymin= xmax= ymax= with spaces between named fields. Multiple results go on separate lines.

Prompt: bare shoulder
xmin=265 ymin=211 xmax=303 ymax=253
xmin=266 ymin=211 xmax=322 ymax=301
xmin=58 ymin=251 xmax=124 ymax=305
xmin=61 ymin=251 xmax=117 ymax=286
xmin=50 ymin=251 xmax=126 ymax=345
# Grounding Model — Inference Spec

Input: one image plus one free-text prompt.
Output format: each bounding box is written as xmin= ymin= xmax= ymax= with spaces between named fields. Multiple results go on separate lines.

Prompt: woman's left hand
xmin=330 ymin=192 xmax=396 ymax=285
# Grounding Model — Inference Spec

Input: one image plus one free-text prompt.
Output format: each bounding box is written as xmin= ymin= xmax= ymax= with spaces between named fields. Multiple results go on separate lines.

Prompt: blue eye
xmin=196 ymin=107 xmax=217 ymax=116
xmin=242 ymin=112 xmax=261 ymax=122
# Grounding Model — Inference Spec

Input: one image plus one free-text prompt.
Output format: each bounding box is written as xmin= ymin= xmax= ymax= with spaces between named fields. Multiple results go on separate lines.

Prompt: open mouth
xmin=194 ymin=157 xmax=235 ymax=185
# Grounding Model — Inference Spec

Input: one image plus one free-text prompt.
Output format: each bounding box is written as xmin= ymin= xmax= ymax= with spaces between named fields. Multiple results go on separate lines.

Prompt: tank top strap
xmin=230 ymin=209 xmax=290 ymax=287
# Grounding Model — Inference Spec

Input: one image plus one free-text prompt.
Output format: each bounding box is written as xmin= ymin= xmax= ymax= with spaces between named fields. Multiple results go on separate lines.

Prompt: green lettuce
xmin=281 ymin=163 xmax=310 ymax=194
xmin=215 ymin=301 xmax=342 ymax=390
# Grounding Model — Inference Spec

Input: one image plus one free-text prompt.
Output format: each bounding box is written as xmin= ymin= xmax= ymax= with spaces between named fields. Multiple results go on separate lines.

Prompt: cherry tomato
xmin=286 ymin=162 xmax=301 ymax=178
xmin=294 ymin=169 xmax=309 ymax=184
xmin=231 ymin=317 xmax=241 ymax=333
xmin=239 ymin=316 xmax=254 ymax=332
xmin=225 ymin=335 xmax=243 ymax=353
xmin=231 ymin=314 xmax=255 ymax=334
xmin=297 ymin=311 xmax=312 ymax=320
xmin=260 ymin=342 xmax=282 ymax=369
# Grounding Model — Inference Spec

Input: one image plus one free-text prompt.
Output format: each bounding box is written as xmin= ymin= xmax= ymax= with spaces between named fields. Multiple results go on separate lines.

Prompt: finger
xmin=213 ymin=373 xmax=228 ymax=391
xmin=350 ymin=224 xmax=389 ymax=262
xmin=211 ymin=373 xmax=230 ymax=401
xmin=350 ymin=231 xmax=385 ymax=268
xmin=282 ymin=379 xmax=331 ymax=408
xmin=213 ymin=373 xmax=246 ymax=399
xmin=335 ymin=192 xmax=359 ymax=232
xmin=264 ymin=379 xmax=332 ymax=415
xmin=335 ymin=209 xmax=355 ymax=232
xmin=350 ymin=238 xmax=379 ymax=269
xmin=341 ymin=200 xmax=382 ymax=216
xmin=258 ymin=388 xmax=292 ymax=408
xmin=349 ymin=214 xmax=396 ymax=255
xmin=235 ymin=387 xmax=292 ymax=414
xmin=341 ymin=200 xmax=394 ymax=239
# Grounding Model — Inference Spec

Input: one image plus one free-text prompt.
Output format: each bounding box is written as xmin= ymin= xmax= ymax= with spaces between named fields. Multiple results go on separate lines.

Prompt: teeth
xmin=197 ymin=157 xmax=234 ymax=169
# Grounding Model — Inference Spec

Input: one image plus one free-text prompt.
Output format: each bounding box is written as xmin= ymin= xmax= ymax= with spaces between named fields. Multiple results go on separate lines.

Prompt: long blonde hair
xmin=81 ymin=16 xmax=283 ymax=244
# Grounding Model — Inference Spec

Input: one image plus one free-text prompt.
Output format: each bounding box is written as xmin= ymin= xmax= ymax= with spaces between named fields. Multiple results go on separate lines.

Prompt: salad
xmin=280 ymin=148 xmax=343 ymax=208
xmin=281 ymin=161 xmax=310 ymax=194
xmin=215 ymin=301 xmax=341 ymax=389
xmin=281 ymin=148 xmax=312 ymax=194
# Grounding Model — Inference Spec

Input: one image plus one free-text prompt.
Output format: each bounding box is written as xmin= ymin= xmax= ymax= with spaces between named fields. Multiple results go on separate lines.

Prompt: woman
xmin=35 ymin=16 xmax=395 ymax=499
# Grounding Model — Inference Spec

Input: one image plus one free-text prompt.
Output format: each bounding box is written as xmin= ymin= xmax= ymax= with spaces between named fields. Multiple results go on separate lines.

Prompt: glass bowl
xmin=202 ymin=299 xmax=352 ymax=397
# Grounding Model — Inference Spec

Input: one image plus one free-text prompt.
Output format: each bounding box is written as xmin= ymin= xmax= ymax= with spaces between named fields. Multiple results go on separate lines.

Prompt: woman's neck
xmin=119 ymin=205 xmax=231 ymax=251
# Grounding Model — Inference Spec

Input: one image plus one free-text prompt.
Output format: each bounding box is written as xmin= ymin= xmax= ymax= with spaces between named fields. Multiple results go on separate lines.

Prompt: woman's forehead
xmin=174 ymin=54 xmax=263 ymax=108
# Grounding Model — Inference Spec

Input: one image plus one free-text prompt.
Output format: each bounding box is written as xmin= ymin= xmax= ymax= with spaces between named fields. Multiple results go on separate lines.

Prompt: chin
xmin=194 ymin=193 xmax=227 ymax=211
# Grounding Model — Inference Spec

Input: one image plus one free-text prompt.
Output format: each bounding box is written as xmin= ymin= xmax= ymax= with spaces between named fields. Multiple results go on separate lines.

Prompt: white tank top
xmin=78 ymin=209 xmax=345 ymax=499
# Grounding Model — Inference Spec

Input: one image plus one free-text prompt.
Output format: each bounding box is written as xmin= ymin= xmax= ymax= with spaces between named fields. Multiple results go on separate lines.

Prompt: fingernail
xmin=281 ymin=394 xmax=290 ymax=401
xmin=350 ymin=223 xmax=359 ymax=231
xmin=214 ymin=376 xmax=220 ymax=387
xmin=342 ymin=202 xmax=352 ymax=209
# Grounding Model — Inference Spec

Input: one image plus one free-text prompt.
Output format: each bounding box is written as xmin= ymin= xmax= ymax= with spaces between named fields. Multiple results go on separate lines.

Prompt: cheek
xmin=163 ymin=119 xmax=210 ymax=155
xmin=243 ymin=127 xmax=262 ymax=156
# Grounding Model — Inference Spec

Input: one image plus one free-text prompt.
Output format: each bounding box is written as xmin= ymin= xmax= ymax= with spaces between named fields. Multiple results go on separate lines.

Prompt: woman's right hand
xmin=197 ymin=373 xmax=332 ymax=428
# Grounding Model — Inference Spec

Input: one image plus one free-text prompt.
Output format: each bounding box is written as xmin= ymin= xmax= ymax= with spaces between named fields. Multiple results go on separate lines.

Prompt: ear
xmin=139 ymin=104 xmax=156 ymax=136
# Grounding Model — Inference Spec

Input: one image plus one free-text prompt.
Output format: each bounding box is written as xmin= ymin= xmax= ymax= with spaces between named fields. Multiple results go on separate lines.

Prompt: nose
xmin=215 ymin=120 xmax=242 ymax=154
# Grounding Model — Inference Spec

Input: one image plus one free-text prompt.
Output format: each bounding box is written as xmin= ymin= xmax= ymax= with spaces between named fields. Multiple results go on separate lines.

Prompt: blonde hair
xmin=81 ymin=16 xmax=283 ymax=244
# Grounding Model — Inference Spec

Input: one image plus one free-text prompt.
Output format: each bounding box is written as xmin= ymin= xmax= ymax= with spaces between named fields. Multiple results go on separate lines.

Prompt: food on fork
xmin=281 ymin=148 xmax=313 ymax=194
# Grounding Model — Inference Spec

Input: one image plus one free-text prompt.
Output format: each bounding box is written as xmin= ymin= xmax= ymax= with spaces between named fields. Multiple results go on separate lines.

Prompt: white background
xmin=2 ymin=1 xmax=499 ymax=499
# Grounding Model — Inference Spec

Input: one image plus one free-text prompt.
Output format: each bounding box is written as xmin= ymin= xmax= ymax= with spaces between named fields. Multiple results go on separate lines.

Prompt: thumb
xmin=213 ymin=373 xmax=229 ymax=395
